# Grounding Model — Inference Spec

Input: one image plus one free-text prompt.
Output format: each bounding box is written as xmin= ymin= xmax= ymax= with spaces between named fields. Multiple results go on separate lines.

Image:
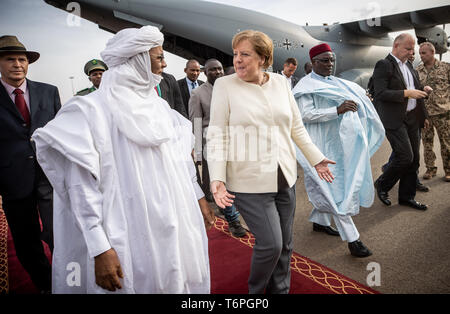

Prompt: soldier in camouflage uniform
xmin=76 ymin=59 xmax=108 ymax=96
xmin=416 ymin=42 xmax=450 ymax=182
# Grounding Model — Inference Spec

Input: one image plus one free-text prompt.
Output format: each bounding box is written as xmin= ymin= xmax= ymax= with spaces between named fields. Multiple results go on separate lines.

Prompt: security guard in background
xmin=76 ymin=59 xmax=108 ymax=96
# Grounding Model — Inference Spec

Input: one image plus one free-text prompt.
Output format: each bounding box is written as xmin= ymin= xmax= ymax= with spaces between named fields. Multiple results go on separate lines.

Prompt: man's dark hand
xmin=198 ymin=197 xmax=216 ymax=231
xmin=94 ymin=248 xmax=123 ymax=292
xmin=337 ymin=100 xmax=358 ymax=115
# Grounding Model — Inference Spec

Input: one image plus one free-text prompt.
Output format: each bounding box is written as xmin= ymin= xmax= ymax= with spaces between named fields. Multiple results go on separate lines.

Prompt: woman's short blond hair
xmin=232 ymin=30 xmax=273 ymax=69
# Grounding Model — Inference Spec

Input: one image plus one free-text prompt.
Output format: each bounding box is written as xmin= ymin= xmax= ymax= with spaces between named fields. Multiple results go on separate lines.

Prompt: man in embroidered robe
xmin=293 ymin=43 xmax=385 ymax=257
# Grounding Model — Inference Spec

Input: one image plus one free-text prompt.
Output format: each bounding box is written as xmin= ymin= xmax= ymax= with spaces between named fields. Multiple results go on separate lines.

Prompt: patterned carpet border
xmin=214 ymin=217 xmax=376 ymax=294
xmin=0 ymin=213 xmax=9 ymax=294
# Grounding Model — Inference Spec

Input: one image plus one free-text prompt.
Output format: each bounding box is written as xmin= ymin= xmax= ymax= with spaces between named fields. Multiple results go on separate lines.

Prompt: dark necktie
xmin=191 ymin=82 xmax=196 ymax=90
xmin=13 ymin=88 xmax=30 ymax=125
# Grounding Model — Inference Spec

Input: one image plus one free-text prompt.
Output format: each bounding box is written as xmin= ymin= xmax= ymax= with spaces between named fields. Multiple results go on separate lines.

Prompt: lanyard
xmin=154 ymin=85 xmax=162 ymax=97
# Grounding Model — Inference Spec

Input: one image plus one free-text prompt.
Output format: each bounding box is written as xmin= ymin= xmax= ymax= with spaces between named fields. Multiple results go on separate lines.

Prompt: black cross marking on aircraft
xmin=283 ymin=39 xmax=292 ymax=50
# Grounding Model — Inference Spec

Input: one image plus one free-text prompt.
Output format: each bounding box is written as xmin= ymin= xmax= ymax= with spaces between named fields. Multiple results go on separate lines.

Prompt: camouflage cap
xmin=84 ymin=59 xmax=108 ymax=76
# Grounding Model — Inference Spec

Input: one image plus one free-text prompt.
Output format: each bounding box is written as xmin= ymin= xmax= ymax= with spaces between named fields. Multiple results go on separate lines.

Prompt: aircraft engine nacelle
xmin=415 ymin=26 xmax=449 ymax=54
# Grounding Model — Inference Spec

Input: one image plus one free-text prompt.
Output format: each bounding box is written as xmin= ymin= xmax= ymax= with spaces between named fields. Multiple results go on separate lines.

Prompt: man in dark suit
xmin=373 ymin=33 xmax=432 ymax=210
xmin=0 ymin=35 xmax=61 ymax=292
xmin=281 ymin=57 xmax=299 ymax=89
xmin=160 ymin=71 xmax=188 ymax=118
xmin=177 ymin=59 xmax=204 ymax=115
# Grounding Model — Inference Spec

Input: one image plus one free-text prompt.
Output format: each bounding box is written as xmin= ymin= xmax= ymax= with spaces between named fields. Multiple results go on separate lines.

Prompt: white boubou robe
xmin=32 ymin=90 xmax=210 ymax=294
xmin=293 ymin=72 xmax=385 ymax=218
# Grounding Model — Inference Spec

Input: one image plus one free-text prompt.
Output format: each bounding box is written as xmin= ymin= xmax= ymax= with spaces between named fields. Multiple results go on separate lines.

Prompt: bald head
xmin=393 ymin=33 xmax=415 ymax=46
xmin=204 ymin=58 xmax=223 ymax=85
xmin=392 ymin=33 xmax=416 ymax=63
xmin=184 ymin=59 xmax=201 ymax=82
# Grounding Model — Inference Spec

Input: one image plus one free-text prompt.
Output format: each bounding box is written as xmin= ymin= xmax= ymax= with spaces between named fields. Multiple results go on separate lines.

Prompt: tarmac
xmin=291 ymin=138 xmax=450 ymax=294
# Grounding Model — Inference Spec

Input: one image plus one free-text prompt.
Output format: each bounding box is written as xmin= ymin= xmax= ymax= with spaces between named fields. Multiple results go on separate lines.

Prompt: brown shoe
xmin=445 ymin=173 xmax=450 ymax=182
xmin=423 ymin=170 xmax=436 ymax=180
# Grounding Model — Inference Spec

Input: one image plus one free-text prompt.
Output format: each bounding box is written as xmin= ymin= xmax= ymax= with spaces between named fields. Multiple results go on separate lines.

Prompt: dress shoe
xmin=313 ymin=223 xmax=340 ymax=236
xmin=416 ymin=181 xmax=430 ymax=192
xmin=228 ymin=219 xmax=247 ymax=238
xmin=445 ymin=173 xmax=450 ymax=182
xmin=348 ymin=240 xmax=372 ymax=258
xmin=374 ymin=179 xmax=391 ymax=206
xmin=398 ymin=199 xmax=428 ymax=210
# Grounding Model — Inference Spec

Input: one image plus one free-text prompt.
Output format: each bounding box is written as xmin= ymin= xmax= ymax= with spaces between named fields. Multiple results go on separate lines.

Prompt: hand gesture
xmin=405 ymin=89 xmax=427 ymax=99
xmin=423 ymin=86 xmax=433 ymax=95
xmin=210 ymin=180 xmax=235 ymax=209
xmin=337 ymin=100 xmax=358 ymax=115
xmin=314 ymin=158 xmax=336 ymax=183
xmin=94 ymin=248 xmax=124 ymax=292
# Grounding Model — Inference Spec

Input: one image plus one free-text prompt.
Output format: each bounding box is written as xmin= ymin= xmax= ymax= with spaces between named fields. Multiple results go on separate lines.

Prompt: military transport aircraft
xmin=45 ymin=0 xmax=450 ymax=87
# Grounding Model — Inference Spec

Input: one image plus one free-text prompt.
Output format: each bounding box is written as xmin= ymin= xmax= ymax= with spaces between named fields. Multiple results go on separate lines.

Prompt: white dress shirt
xmin=281 ymin=71 xmax=292 ymax=88
xmin=390 ymin=53 xmax=417 ymax=112
xmin=186 ymin=77 xmax=198 ymax=95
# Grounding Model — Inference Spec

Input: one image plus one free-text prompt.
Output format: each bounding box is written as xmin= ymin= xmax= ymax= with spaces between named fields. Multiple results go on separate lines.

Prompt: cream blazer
xmin=207 ymin=73 xmax=324 ymax=193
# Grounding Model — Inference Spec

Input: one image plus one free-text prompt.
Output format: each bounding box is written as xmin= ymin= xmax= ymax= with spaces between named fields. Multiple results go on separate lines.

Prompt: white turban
xmin=96 ymin=26 xmax=175 ymax=147
xmin=100 ymin=25 xmax=164 ymax=68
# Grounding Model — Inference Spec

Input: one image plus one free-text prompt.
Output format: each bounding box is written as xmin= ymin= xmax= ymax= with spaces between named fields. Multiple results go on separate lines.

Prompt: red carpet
xmin=1 ymin=215 xmax=51 ymax=294
xmin=2 ymin=215 xmax=377 ymax=294
xmin=209 ymin=217 xmax=379 ymax=294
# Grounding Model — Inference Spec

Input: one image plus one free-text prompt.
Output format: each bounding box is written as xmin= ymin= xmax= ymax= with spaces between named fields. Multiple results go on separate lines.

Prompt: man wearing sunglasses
xmin=293 ymin=43 xmax=385 ymax=258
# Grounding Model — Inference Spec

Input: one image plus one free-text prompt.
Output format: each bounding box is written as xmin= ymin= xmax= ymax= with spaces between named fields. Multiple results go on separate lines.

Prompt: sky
xmin=0 ymin=0 xmax=449 ymax=103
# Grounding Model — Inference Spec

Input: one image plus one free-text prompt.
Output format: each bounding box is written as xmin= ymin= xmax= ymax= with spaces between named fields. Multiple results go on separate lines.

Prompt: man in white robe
xmin=32 ymin=26 xmax=214 ymax=293
xmin=293 ymin=43 xmax=385 ymax=257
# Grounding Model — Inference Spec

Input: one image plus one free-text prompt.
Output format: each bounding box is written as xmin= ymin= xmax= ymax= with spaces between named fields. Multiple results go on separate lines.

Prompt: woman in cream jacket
xmin=207 ymin=30 xmax=335 ymax=294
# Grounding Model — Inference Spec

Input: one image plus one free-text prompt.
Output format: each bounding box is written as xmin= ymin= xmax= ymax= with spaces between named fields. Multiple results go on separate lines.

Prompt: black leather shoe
xmin=313 ymin=223 xmax=340 ymax=236
xmin=416 ymin=182 xmax=430 ymax=192
xmin=228 ymin=219 xmax=247 ymax=238
xmin=374 ymin=179 xmax=391 ymax=206
xmin=348 ymin=240 xmax=372 ymax=258
xmin=399 ymin=199 xmax=428 ymax=210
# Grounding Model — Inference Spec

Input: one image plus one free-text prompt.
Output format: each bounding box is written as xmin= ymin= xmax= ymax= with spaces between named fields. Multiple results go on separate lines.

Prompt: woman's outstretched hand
xmin=314 ymin=158 xmax=336 ymax=183
xmin=210 ymin=180 xmax=235 ymax=209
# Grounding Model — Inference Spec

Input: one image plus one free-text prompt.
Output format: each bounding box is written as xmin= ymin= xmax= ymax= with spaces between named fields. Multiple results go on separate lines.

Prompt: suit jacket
xmin=207 ymin=73 xmax=324 ymax=193
xmin=177 ymin=77 xmax=204 ymax=116
xmin=372 ymin=54 xmax=428 ymax=129
xmin=159 ymin=72 xmax=188 ymax=118
xmin=0 ymin=79 xmax=61 ymax=200
xmin=291 ymin=75 xmax=299 ymax=89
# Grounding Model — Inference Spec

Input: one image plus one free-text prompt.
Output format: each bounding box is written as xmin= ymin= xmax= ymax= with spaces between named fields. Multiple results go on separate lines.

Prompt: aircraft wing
xmin=340 ymin=5 xmax=450 ymax=53
xmin=45 ymin=0 xmax=303 ymax=66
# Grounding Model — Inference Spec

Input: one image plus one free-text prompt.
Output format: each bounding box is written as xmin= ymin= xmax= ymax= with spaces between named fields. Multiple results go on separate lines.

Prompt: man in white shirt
xmin=281 ymin=57 xmax=299 ymax=89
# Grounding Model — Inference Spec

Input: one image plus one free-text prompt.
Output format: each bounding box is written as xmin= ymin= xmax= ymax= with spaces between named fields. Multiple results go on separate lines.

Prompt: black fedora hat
xmin=0 ymin=35 xmax=40 ymax=64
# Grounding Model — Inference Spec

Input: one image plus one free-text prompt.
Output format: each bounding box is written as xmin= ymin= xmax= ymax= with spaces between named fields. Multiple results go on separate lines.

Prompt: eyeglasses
xmin=150 ymin=54 xmax=165 ymax=62
xmin=313 ymin=58 xmax=335 ymax=64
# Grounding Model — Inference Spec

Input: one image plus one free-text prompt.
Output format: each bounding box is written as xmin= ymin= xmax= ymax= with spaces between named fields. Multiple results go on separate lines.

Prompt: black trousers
xmin=3 ymin=179 xmax=52 ymax=291
xmin=378 ymin=109 xmax=420 ymax=200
